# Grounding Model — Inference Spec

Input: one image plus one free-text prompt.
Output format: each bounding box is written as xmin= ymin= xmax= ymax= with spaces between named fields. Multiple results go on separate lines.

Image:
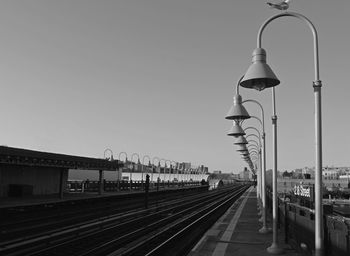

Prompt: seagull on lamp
xmin=267 ymin=0 xmax=291 ymax=11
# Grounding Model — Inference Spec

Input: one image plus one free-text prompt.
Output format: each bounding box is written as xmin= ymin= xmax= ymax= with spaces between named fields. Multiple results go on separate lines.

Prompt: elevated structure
xmin=0 ymin=146 xmax=122 ymax=198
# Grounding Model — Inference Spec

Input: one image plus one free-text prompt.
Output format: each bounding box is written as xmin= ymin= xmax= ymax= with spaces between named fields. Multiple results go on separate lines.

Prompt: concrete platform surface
xmin=188 ymin=187 xmax=301 ymax=256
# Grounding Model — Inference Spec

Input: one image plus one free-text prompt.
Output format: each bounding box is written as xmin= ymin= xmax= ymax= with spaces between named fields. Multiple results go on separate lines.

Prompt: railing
xmin=266 ymin=188 xmax=350 ymax=256
xmin=67 ymin=180 xmax=203 ymax=193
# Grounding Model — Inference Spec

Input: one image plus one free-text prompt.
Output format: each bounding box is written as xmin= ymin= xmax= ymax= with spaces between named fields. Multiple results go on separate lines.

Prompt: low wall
xmin=0 ymin=165 xmax=68 ymax=197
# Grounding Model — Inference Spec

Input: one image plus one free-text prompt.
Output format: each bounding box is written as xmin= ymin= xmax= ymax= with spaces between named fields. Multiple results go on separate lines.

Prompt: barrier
xmin=67 ymin=180 xmax=203 ymax=193
xmin=266 ymin=188 xmax=350 ymax=256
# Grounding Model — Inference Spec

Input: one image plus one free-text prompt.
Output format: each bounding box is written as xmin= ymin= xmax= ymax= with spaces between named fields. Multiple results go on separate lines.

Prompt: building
xmin=323 ymin=167 xmax=339 ymax=180
xmin=0 ymin=146 xmax=122 ymax=198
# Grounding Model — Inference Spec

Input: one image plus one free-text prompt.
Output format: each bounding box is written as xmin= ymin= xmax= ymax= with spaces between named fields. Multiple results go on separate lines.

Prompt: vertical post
xmin=284 ymin=201 xmax=288 ymax=243
xmin=260 ymin=133 xmax=271 ymax=233
xmin=59 ymin=168 xmax=65 ymax=199
xmin=259 ymin=149 xmax=263 ymax=209
xmin=117 ymin=165 xmax=121 ymax=191
xmin=151 ymin=166 xmax=154 ymax=188
xmin=257 ymin=159 xmax=261 ymax=202
xmin=98 ymin=170 xmax=104 ymax=195
xmin=267 ymin=88 xmax=284 ymax=254
xmin=141 ymin=164 xmax=144 ymax=190
xmin=314 ymin=81 xmax=323 ymax=256
xmin=145 ymin=174 xmax=150 ymax=209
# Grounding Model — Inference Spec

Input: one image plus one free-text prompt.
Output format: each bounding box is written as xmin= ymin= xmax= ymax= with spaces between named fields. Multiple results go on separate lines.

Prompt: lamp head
xmin=227 ymin=121 xmax=245 ymax=137
xmin=236 ymin=144 xmax=248 ymax=152
xmin=234 ymin=135 xmax=248 ymax=145
xmin=240 ymin=48 xmax=280 ymax=91
xmin=225 ymin=94 xmax=250 ymax=121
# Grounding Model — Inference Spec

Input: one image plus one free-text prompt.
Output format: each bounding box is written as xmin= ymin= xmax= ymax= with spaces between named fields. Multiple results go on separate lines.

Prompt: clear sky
xmin=0 ymin=0 xmax=348 ymax=173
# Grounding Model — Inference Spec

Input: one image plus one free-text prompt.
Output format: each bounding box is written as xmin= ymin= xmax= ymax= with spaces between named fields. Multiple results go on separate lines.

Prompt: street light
xmin=130 ymin=153 xmax=140 ymax=187
xmin=226 ymin=75 xmax=268 ymax=223
xmin=118 ymin=152 xmax=128 ymax=182
xmin=118 ymin=152 xmax=128 ymax=162
xmin=234 ymin=135 xmax=248 ymax=145
xmin=152 ymin=156 xmax=160 ymax=184
xmin=170 ymin=161 xmax=177 ymax=182
xmin=160 ymin=159 xmax=166 ymax=182
xmin=227 ymin=121 xmax=246 ymax=137
xmin=165 ymin=160 xmax=171 ymax=183
xmin=104 ymin=148 xmax=114 ymax=160
xmin=236 ymin=144 xmax=248 ymax=152
xmin=240 ymin=12 xmax=323 ymax=255
xmin=142 ymin=155 xmax=151 ymax=188
xmin=225 ymin=76 xmax=251 ymax=121
xmin=244 ymin=127 xmax=263 ymax=202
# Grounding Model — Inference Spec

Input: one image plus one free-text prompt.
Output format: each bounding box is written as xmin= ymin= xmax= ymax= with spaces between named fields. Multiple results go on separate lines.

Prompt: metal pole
xmin=259 ymin=132 xmax=271 ymax=233
xmin=142 ymin=155 xmax=151 ymax=190
xmin=314 ymin=81 xmax=323 ymax=256
xmin=259 ymin=148 xmax=263 ymax=213
xmin=267 ymin=87 xmax=284 ymax=254
xmin=257 ymin=12 xmax=323 ymax=255
xmin=244 ymin=127 xmax=261 ymax=201
xmin=152 ymin=157 xmax=160 ymax=186
xmin=243 ymin=99 xmax=269 ymax=231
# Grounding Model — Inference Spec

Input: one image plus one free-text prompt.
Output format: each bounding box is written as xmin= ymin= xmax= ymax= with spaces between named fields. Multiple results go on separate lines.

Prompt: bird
xmin=266 ymin=0 xmax=291 ymax=11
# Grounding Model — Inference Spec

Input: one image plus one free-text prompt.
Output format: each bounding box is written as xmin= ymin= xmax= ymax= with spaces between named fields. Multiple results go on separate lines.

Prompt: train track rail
xmin=0 ymin=186 xmax=207 ymax=243
xmin=0 ymin=185 xmax=249 ymax=256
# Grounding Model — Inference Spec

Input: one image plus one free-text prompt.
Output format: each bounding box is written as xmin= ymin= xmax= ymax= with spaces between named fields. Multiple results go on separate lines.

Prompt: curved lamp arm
xmin=242 ymin=99 xmax=265 ymax=133
xmin=247 ymin=139 xmax=259 ymax=148
xmin=131 ymin=153 xmax=140 ymax=163
xmin=244 ymin=127 xmax=261 ymax=141
xmin=142 ymin=155 xmax=151 ymax=165
xmin=245 ymin=134 xmax=261 ymax=146
xmin=104 ymin=148 xmax=113 ymax=160
xmin=118 ymin=152 xmax=128 ymax=162
xmin=257 ymin=12 xmax=319 ymax=81
xmin=152 ymin=156 xmax=160 ymax=166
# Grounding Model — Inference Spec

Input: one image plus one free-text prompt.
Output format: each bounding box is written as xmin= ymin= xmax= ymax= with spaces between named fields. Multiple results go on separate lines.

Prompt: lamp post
xmin=118 ymin=152 xmax=128 ymax=162
xmin=245 ymin=136 xmax=263 ymax=211
xmin=104 ymin=148 xmax=114 ymax=160
xmin=244 ymin=127 xmax=262 ymax=202
xmin=142 ymin=155 xmax=151 ymax=189
xmin=165 ymin=160 xmax=171 ymax=183
xmin=159 ymin=159 xmax=166 ymax=183
xmin=118 ymin=152 xmax=128 ymax=182
xmin=246 ymin=110 xmax=269 ymax=233
xmin=152 ymin=157 xmax=160 ymax=185
xmin=130 ymin=153 xmax=140 ymax=189
xmin=171 ymin=161 xmax=177 ymax=183
xmin=240 ymin=12 xmax=322 ymax=255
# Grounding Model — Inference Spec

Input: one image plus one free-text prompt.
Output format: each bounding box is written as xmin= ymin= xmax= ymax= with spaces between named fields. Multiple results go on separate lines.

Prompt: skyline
xmin=0 ymin=1 xmax=349 ymax=173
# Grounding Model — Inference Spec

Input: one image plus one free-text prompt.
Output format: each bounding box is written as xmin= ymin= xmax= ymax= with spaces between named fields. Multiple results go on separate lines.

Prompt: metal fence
xmin=67 ymin=180 xmax=203 ymax=193
xmin=266 ymin=188 xmax=350 ymax=256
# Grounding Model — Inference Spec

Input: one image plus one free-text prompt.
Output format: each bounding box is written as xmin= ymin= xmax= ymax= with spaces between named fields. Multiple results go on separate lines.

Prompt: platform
xmin=189 ymin=187 xmax=302 ymax=256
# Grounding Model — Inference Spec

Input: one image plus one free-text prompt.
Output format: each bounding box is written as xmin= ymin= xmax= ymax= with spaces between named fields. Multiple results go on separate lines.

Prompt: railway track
xmin=0 ymin=185 xmax=249 ymax=256
xmin=0 ymin=186 xmax=207 ymax=243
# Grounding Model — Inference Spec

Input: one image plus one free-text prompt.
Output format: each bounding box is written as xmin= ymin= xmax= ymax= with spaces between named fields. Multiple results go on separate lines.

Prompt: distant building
xmin=339 ymin=175 xmax=350 ymax=181
xmin=323 ymin=167 xmax=339 ymax=180
xmin=178 ymin=162 xmax=192 ymax=170
xmin=213 ymin=170 xmax=222 ymax=174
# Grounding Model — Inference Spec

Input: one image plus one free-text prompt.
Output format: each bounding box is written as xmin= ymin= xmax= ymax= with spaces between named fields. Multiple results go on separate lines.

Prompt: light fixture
xmin=240 ymin=48 xmax=280 ymax=91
